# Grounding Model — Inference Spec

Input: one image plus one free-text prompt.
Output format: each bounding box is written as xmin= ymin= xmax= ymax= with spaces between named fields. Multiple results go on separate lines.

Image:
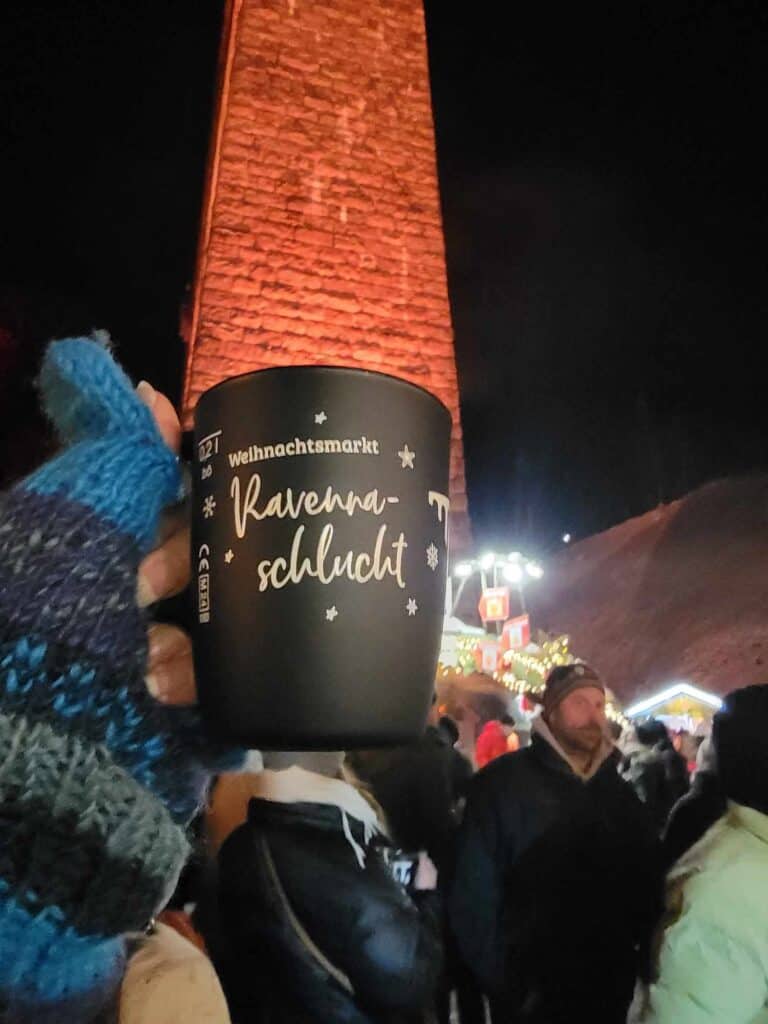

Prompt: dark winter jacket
xmin=215 ymin=767 xmax=443 ymax=1024
xmin=450 ymin=718 xmax=662 ymax=1024
xmin=622 ymin=741 xmax=690 ymax=833
xmin=349 ymin=724 xmax=472 ymax=872
xmin=662 ymin=769 xmax=728 ymax=869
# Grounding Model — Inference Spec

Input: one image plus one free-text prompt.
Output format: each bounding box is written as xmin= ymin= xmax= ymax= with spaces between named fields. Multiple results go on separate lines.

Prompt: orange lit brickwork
xmin=183 ymin=0 xmax=470 ymax=552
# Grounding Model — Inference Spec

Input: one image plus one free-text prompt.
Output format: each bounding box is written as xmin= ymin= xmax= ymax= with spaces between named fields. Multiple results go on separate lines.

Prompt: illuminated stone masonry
xmin=183 ymin=0 xmax=470 ymax=552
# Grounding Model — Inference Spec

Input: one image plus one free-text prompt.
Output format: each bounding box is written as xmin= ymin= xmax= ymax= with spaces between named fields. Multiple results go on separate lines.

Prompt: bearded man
xmin=450 ymin=664 xmax=661 ymax=1024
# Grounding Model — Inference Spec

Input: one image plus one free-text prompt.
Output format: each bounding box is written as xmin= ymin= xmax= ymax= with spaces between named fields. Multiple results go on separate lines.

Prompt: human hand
xmin=413 ymin=851 xmax=438 ymax=891
xmin=0 ymin=339 xmax=192 ymax=1016
xmin=0 ymin=338 xmax=245 ymax=1022
xmin=135 ymin=381 xmax=195 ymax=706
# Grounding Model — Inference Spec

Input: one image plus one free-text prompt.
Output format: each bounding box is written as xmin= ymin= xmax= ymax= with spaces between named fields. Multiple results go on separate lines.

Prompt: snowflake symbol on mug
xmin=406 ymin=597 xmax=418 ymax=616
xmin=426 ymin=543 xmax=439 ymax=571
xmin=202 ymin=496 xmax=217 ymax=519
xmin=397 ymin=444 xmax=416 ymax=469
xmin=325 ymin=605 xmax=339 ymax=622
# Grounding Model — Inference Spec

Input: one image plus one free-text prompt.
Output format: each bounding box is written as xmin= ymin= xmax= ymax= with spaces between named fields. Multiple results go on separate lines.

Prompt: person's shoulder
xmin=596 ymin=754 xmax=657 ymax=814
xmin=120 ymin=924 xmax=231 ymax=1024
xmin=472 ymin=747 xmax=534 ymax=789
xmin=599 ymin=747 xmax=640 ymax=784
xmin=423 ymin=724 xmax=451 ymax=750
xmin=626 ymin=745 xmax=661 ymax=771
xmin=673 ymin=812 xmax=768 ymax=912
xmin=704 ymin=813 xmax=768 ymax=875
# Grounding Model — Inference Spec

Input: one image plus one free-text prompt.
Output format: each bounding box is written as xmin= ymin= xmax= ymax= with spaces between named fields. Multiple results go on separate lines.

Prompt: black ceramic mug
xmin=191 ymin=366 xmax=451 ymax=748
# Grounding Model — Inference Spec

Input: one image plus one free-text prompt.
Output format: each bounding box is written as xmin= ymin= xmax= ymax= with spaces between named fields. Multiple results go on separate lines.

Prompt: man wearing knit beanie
xmin=450 ymin=663 xmax=661 ymax=1023
xmin=540 ymin=663 xmax=608 ymax=774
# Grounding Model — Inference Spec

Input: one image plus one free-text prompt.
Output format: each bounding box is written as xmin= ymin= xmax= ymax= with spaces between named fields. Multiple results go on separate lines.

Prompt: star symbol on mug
xmin=224 ymin=549 xmax=234 ymax=564
xmin=314 ymin=411 xmax=328 ymax=425
xmin=406 ymin=597 xmax=418 ymax=616
xmin=325 ymin=605 xmax=339 ymax=622
xmin=202 ymin=496 xmax=217 ymax=518
xmin=398 ymin=444 xmax=415 ymax=469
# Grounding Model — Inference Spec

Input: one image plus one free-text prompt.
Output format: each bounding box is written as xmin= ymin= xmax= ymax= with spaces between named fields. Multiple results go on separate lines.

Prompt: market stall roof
xmin=625 ymin=682 xmax=724 ymax=719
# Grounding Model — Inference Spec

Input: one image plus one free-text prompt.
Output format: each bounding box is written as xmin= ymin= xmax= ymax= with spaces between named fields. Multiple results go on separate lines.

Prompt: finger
xmin=156 ymin=502 xmax=189 ymax=547
xmin=136 ymin=380 xmax=182 ymax=454
xmin=137 ymin=525 xmax=191 ymax=607
xmin=145 ymin=623 xmax=196 ymax=705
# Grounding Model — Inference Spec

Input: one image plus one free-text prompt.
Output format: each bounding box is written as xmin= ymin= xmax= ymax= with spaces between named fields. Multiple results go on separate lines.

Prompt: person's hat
xmin=635 ymin=718 xmax=670 ymax=748
xmin=712 ymin=685 xmax=768 ymax=814
xmin=542 ymin=663 xmax=605 ymax=716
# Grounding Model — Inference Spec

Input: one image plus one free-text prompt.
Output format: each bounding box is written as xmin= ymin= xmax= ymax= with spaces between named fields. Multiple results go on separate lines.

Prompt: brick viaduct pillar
xmin=182 ymin=0 xmax=471 ymax=553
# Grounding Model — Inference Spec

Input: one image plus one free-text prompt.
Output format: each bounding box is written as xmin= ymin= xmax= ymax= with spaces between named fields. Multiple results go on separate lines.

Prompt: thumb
xmin=40 ymin=335 xmax=153 ymax=444
xmin=136 ymin=382 xmax=182 ymax=454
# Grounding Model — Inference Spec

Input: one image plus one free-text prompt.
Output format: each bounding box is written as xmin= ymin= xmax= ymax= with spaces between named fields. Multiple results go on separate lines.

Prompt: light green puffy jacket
xmin=635 ymin=803 xmax=768 ymax=1024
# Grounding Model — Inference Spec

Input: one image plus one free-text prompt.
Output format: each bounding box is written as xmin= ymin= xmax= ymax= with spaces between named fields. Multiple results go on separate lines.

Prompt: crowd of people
xmin=150 ymin=654 xmax=768 ymax=1024
xmin=1 ymin=342 xmax=768 ymax=1024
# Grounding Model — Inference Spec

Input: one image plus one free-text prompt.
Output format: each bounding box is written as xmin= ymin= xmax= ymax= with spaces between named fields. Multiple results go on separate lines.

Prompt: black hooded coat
xmin=449 ymin=720 xmax=661 ymax=1023
xmin=215 ymin=772 xmax=442 ymax=1024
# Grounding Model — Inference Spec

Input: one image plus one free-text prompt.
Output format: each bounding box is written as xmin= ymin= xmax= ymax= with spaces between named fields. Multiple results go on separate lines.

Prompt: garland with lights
xmin=454 ymin=635 xmax=484 ymax=675
xmin=499 ymin=633 xmax=572 ymax=697
xmin=441 ymin=631 xmax=629 ymax=728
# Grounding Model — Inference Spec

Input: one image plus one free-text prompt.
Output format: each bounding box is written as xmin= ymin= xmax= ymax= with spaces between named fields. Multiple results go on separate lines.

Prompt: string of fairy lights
xmin=442 ymin=549 xmax=630 ymax=728
xmin=444 ymin=633 xmax=630 ymax=728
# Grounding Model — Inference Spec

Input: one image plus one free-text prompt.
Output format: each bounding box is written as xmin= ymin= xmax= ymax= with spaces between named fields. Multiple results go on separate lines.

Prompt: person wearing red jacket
xmin=475 ymin=715 xmax=517 ymax=769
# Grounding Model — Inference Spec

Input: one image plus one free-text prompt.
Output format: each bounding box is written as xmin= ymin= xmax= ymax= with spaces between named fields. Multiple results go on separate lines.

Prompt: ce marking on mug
xmin=198 ymin=544 xmax=211 ymax=573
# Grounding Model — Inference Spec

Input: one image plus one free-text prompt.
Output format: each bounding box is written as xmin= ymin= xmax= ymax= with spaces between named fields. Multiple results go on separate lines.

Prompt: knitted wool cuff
xmin=0 ymin=337 xmax=243 ymax=1022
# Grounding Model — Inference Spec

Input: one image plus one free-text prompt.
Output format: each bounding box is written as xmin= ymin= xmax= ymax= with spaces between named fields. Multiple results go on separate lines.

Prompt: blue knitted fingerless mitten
xmin=0 ymin=337 xmax=242 ymax=1022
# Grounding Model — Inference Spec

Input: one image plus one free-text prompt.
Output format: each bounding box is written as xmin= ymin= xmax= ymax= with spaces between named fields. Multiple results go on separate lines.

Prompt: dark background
xmin=1 ymin=0 xmax=766 ymax=551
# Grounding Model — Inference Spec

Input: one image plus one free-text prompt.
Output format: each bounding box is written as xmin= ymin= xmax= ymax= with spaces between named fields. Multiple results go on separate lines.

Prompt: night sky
xmin=1 ymin=1 xmax=766 ymax=553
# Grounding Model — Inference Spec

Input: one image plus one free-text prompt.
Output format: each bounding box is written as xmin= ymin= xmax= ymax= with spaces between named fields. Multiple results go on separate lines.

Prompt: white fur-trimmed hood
xmin=249 ymin=766 xmax=382 ymax=867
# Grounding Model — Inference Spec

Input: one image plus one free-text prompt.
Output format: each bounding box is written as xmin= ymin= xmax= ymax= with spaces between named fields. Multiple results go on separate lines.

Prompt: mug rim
xmin=196 ymin=364 xmax=452 ymax=420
